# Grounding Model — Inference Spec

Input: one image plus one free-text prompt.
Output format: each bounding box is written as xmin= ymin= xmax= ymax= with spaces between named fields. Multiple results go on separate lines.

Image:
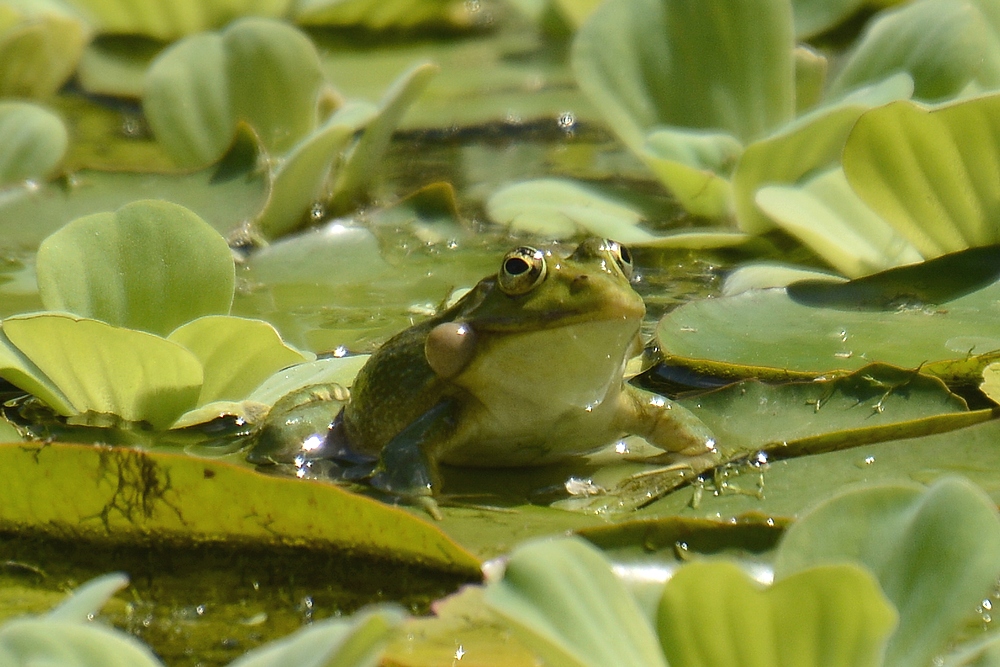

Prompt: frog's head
xmin=425 ymin=238 xmax=645 ymax=379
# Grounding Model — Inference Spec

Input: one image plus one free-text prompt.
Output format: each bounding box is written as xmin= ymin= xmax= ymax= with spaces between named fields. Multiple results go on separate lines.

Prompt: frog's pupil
xmin=619 ymin=245 xmax=632 ymax=265
xmin=505 ymin=257 xmax=530 ymax=275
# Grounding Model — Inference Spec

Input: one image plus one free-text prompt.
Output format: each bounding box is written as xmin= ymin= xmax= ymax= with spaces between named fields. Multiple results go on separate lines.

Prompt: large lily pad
xmin=143 ymin=17 xmax=324 ymax=167
xmin=843 ymin=94 xmax=1000 ymax=257
xmin=0 ymin=441 xmax=481 ymax=575
xmin=775 ymin=477 xmax=1000 ymax=667
xmin=0 ymin=101 xmax=68 ymax=186
xmin=0 ymin=313 xmax=203 ymax=429
xmin=656 ymin=280 xmax=1000 ymax=381
xmin=36 ymin=199 xmax=235 ymax=336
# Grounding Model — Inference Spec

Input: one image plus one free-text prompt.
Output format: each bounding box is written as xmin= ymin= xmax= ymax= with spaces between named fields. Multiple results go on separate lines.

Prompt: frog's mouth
xmin=468 ymin=292 xmax=646 ymax=333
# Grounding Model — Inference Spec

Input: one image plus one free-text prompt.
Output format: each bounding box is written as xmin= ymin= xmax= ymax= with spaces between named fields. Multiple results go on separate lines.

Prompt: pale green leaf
xmin=843 ymin=95 xmax=1000 ymax=256
xmin=36 ymin=199 xmax=235 ymax=336
xmin=64 ymin=0 xmax=292 ymax=40
xmin=0 ymin=619 xmax=165 ymax=667
xmin=982 ymin=362 xmax=1000 ymax=405
xmin=485 ymin=537 xmax=667 ymax=667
xmin=44 ymin=573 xmax=129 ymax=622
xmin=658 ymin=561 xmax=896 ymax=667
xmin=2 ymin=313 xmax=202 ymax=429
xmin=755 ymin=167 xmax=923 ymax=277
xmin=775 ymin=477 xmax=1000 ymax=667
xmin=228 ymin=608 xmax=403 ymax=667
xmin=143 ymin=17 xmax=323 ymax=167
xmin=0 ymin=325 xmax=74 ymax=415
xmin=247 ymin=355 xmax=369 ymax=406
xmin=293 ymin=0 xmax=470 ymax=29
xmin=829 ymin=0 xmax=1000 ymax=101
xmin=571 ymin=0 xmax=795 ymax=152
xmin=732 ymin=73 xmax=913 ymax=235
xmin=329 ymin=62 xmax=438 ymax=214
xmin=0 ymin=101 xmax=68 ymax=185
xmin=168 ymin=315 xmax=311 ymax=406
xmin=0 ymin=10 xmax=90 ymax=98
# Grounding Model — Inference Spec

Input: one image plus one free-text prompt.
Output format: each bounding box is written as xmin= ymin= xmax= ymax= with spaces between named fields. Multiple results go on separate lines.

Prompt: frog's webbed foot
xmin=620 ymin=387 xmax=720 ymax=462
xmin=368 ymin=399 xmax=457 ymax=520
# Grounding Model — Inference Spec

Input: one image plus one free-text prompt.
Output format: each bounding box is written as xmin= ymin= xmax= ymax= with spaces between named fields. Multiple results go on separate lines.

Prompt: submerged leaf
xmin=36 ymin=199 xmax=235 ymax=336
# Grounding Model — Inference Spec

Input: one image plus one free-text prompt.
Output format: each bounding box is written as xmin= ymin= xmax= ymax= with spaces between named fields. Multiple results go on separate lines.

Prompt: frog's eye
xmin=498 ymin=246 xmax=547 ymax=295
xmin=606 ymin=240 xmax=634 ymax=280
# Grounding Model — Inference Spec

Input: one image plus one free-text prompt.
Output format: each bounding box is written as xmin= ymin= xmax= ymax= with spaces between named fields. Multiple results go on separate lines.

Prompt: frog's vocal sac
xmin=331 ymin=238 xmax=717 ymax=501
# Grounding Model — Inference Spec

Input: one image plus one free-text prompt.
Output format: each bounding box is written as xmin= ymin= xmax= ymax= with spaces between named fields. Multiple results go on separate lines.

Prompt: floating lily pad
xmin=656 ymin=280 xmax=1000 ymax=381
xmin=143 ymin=17 xmax=323 ymax=167
xmin=36 ymin=200 xmax=235 ymax=336
xmin=843 ymin=95 xmax=1000 ymax=257
xmin=658 ymin=560 xmax=896 ymax=667
xmin=775 ymin=477 xmax=1000 ymax=667
xmin=0 ymin=441 xmax=481 ymax=574
xmin=0 ymin=101 xmax=68 ymax=186
xmin=1 ymin=313 xmax=203 ymax=428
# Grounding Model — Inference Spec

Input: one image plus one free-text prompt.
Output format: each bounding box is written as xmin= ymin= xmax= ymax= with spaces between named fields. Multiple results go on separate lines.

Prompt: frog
xmin=328 ymin=237 xmax=718 ymax=512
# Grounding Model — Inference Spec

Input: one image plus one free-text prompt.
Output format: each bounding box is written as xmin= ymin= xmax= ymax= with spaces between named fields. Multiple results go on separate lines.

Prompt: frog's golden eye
xmin=606 ymin=240 xmax=634 ymax=280
xmin=498 ymin=246 xmax=547 ymax=295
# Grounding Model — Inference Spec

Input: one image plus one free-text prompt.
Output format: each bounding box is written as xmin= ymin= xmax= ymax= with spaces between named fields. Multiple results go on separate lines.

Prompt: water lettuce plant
xmin=485 ymin=477 xmax=1000 ymax=667
xmin=492 ymin=0 xmax=1000 ymax=279
xmin=0 ymin=101 xmax=67 ymax=185
xmin=0 ymin=199 xmax=337 ymax=428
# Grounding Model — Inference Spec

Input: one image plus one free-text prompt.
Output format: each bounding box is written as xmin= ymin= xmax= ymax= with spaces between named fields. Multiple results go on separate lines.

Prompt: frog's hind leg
xmin=369 ymin=399 xmax=459 ymax=520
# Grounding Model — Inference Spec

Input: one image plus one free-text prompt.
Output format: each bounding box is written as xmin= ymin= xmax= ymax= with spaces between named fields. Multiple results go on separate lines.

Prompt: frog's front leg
xmin=617 ymin=386 xmax=719 ymax=468
xmin=370 ymin=399 xmax=457 ymax=520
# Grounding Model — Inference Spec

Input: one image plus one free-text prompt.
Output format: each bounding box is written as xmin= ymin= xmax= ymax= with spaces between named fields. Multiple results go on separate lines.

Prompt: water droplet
xmin=834 ymin=350 xmax=853 ymax=358
xmin=309 ymin=201 xmax=326 ymax=221
xmin=864 ymin=455 xmax=876 ymax=465
xmin=333 ymin=345 xmax=348 ymax=358
xmin=454 ymin=644 xmax=466 ymax=661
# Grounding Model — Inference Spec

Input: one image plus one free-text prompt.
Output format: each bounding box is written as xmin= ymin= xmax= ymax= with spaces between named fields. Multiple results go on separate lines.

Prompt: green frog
xmin=334 ymin=238 xmax=717 ymax=509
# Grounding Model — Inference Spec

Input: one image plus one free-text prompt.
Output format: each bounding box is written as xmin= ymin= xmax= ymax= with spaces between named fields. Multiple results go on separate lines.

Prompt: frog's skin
xmin=338 ymin=238 xmax=717 ymax=500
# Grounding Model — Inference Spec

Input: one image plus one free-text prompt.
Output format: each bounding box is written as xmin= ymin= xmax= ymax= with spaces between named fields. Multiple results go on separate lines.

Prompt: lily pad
xmin=167 ymin=315 xmax=311 ymax=405
xmin=0 ymin=441 xmax=481 ymax=574
xmin=656 ymin=279 xmax=1000 ymax=381
xmin=1 ymin=313 xmax=203 ymax=429
xmin=143 ymin=17 xmax=324 ymax=167
xmin=775 ymin=477 xmax=1000 ymax=667
xmin=843 ymin=94 xmax=1000 ymax=257
xmin=36 ymin=199 xmax=235 ymax=336
xmin=658 ymin=560 xmax=896 ymax=667
xmin=0 ymin=101 xmax=68 ymax=186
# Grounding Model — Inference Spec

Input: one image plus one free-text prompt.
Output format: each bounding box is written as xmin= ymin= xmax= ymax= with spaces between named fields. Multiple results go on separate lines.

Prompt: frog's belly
xmin=441 ymin=320 xmax=635 ymax=466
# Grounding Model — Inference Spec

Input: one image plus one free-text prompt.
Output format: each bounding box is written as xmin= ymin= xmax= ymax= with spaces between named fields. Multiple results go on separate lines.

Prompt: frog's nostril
xmin=570 ymin=275 xmax=589 ymax=292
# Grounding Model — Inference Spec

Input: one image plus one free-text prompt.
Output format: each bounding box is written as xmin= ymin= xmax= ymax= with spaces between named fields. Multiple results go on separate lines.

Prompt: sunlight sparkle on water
xmin=302 ymin=434 xmax=323 ymax=451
